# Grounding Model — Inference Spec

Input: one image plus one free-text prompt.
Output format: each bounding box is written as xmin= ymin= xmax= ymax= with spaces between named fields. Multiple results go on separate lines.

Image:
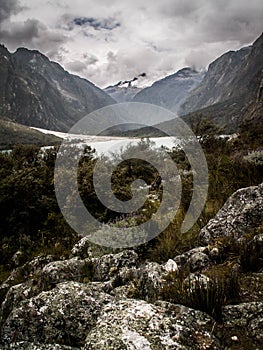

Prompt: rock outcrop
xmin=199 ymin=183 xmax=263 ymax=245
xmin=1 ymin=183 xmax=262 ymax=349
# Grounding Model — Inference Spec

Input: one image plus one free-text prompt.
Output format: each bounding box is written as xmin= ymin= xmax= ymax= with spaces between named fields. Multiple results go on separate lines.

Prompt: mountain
xmin=119 ymin=33 xmax=263 ymax=136
xmin=104 ymin=84 xmax=142 ymax=103
xmin=132 ymin=68 xmax=205 ymax=113
xmin=179 ymin=33 xmax=263 ymax=115
xmin=0 ymin=45 xmax=115 ymax=132
xmin=0 ymin=119 xmax=61 ymax=150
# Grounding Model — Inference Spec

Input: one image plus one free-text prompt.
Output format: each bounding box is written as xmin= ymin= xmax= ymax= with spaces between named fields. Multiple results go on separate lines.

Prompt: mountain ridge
xmin=0 ymin=45 xmax=115 ymax=132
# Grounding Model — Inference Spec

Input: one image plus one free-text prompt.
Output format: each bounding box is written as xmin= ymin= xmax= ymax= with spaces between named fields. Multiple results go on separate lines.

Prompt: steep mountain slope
xmin=118 ymin=33 xmax=263 ymax=136
xmin=179 ymin=33 xmax=263 ymax=116
xmin=0 ymin=45 xmax=115 ymax=132
xmin=132 ymin=68 xmax=204 ymax=113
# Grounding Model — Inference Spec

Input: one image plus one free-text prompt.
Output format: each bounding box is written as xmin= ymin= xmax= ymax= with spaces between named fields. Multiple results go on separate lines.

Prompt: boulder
xmin=220 ymin=302 xmax=263 ymax=348
xmin=92 ymin=250 xmax=139 ymax=281
xmin=1 ymin=281 xmax=113 ymax=347
xmin=199 ymin=183 xmax=263 ymax=245
xmin=40 ymin=257 xmax=89 ymax=288
xmin=0 ymin=255 xmax=54 ymax=303
xmin=83 ymin=299 xmax=220 ymax=349
xmin=4 ymin=342 xmax=79 ymax=349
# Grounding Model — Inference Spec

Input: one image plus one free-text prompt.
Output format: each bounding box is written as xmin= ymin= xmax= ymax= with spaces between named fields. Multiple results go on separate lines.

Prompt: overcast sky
xmin=0 ymin=0 xmax=262 ymax=88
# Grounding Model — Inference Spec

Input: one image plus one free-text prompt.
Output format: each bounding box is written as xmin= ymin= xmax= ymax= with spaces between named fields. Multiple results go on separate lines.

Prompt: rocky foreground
xmin=0 ymin=183 xmax=262 ymax=349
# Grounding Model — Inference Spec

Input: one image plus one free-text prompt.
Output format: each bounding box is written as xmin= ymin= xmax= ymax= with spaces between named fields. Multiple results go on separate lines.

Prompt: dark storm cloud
xmin=0 ymin=18 xmax=67 ymax=52
xmin=159 ymin=0 xmax=262 ymax=45
xmin=0 ymin=0 xmax=262 ymax=87
xmin=0 ymin=0 xmax=23 ymax=22
xmin=0 ymin=19 xmax=43 ymax=43
xmin=72 ymin=17 xmax=120 ymax=30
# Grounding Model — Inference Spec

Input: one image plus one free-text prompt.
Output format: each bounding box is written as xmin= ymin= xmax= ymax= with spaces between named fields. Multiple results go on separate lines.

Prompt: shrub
xmin=161 ymin=264 xmax=239 ymax=321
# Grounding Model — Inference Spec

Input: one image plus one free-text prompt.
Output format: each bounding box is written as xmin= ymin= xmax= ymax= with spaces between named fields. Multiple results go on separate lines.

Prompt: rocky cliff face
xmin=0 ymin=183 xmax=262 ymax=349
xmin=0 ymin=45 xmax=115 ymax=132
xmin=180 ymin=33 xmax=263 ymax=116
xmin=132 ymin=68 xmax=204 ymax=114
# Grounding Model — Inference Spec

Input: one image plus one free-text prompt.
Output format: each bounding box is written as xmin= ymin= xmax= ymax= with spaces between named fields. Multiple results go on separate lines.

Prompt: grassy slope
xmin=0 ymin=119 xmax=61 ymax=149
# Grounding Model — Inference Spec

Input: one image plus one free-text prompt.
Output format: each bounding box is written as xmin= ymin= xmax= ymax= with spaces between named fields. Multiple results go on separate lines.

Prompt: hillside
xmin=0 ymin=45 xmax=115 ymax=132
xmin=0 ymin=119 xmax=61 ymax=150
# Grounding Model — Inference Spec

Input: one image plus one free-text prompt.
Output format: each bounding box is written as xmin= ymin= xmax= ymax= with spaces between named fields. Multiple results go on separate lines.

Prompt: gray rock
xmin=1 ymin=281 xmax=113 ymax=347
xmin=188 ymin=252 xmax=210 ymax=272
xmin=221 ymin=302 xmax=263 ymax=348
xmin=40 ymin=257 xmax=89 ymax=288
xmin=84 ymin=299 xmax=220 ymax=349
xmin=239 ymin=272 xmax=263 ymax=302
xmin=92 ymin=250 xmax=139 ymax=282
xmin=199 ymin=183 xmax=263 ymax=245
xmin=173 ymin=247 xmax=213 ymax=272
xmin=4 ymin=342 xmax=79 ymax=349
xmin=0 ymin=281 xmax=37 ymax=328
xmin=10 ymin=250 xmax=25 ymax=267
xmin=0 ymin=255 xmax=54 ymax=303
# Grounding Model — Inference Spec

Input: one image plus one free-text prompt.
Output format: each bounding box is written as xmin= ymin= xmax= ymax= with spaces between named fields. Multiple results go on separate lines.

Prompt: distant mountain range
xmin=108 ymin=33 xmax=263 ymax=136
xmin=0 ymin=33 xmax=262 ymax=147
xmin=161 ymin=33 xmax=263 ymax=135
xmin=104 ymin=85 xmax=142 ymax=103
xmin=133 ymin=68 xmax=205 ymax=113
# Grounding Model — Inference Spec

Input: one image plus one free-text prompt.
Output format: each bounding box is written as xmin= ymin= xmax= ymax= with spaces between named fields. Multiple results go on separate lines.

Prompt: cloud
xmin=66 ymin=54 xmax=98 ymax=73
xmin=0 ymin=0 xmax=23 ymax=22
xmin=66 ymin=60 xmax=87 ymax=73
xmin=0 ymin=18 xmax=68 ymax=54
xmin=0 ymin=19 xmax=44 ymax=43
xmin=0 ymin=0 xmax=262 ymax=88
xmin=72 ymin=17 xmax=120 ymax=30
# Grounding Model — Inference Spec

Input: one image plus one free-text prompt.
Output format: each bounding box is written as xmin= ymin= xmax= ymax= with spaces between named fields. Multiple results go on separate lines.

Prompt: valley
xmin=0 ymin=29 xmax=262 ymax=350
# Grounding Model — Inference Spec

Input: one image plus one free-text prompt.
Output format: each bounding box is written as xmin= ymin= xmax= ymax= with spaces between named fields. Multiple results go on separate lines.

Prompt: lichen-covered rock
xmin=135 ymin=262 xmax=165 ymax=301
xmin=0 ymin=255 xmax=54 ymax=303
xmin=40 ymin=257 xmax=89 ymax=288
xmin=173 ymin=247 xmax=214 ymax=272
xmin=199 ymin=183 xmax=263 ymax=245
xmin=239 ymin=272 xmax=263 ymax=302
xmin=83 ymin=299 xmax=220 ymax=349
xmin=1 ymin=281 xmax=113 ymax=347
xmin=220 ymin=302 xmax=263 ymax=348
xmin=92 ymin=250 xmax=139 ymax=282
xmin=3 ymin=342 xmax=79 ymax=349
xmin=0 ymin=280 xmax=37 ymax=328
xmin=71 ymin=236 xmax=92 ymax=259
